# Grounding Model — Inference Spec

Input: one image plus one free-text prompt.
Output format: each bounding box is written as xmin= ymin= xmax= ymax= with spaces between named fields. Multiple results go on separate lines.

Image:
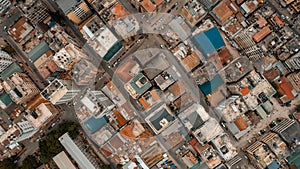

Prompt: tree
xmin=296 ymin=105 xmax=300 ymax=112
xmin=20 ymin=155 xmax=40 ymax=169
xmin=0 ymin=157 xmax=17 ymax=169
xmin=39 ymin=121 xmax=80 ymax=163
xmin=2 ymin=46 xmax=15 ymax=54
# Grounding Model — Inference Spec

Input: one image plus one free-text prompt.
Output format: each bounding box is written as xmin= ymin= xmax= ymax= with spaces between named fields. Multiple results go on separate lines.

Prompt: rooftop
xmin=59 ymin=133 xmax=96 ymax=169
xmin=53 ymin=151 xmax=77 ymax=169
xmin=125 ymin=73 xmax=152 ymax=99
xmin=191 ymin=27 xmax=225 ymax=58
xmin=145 ymin=104 xmax=175 ymax=134
xmin=28 ymin=41 xmax=51 ymax=62
xmin=212 ymin=1 xmax=234 ymax=25
xmin=193 ymin=118 xmax=224 ymax=144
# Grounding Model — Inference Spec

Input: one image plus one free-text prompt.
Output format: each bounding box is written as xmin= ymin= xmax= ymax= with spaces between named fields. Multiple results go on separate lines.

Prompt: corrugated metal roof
xmin=0 ymin=62 xmax=23 ymax=80
xmin=28 ymin=41 xmax=50 ymax=62
xmin=191 ymin=27 xmax=225 ymax=58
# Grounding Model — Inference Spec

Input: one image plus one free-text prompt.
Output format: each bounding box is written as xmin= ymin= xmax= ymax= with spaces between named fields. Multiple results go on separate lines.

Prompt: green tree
xmin=2 ymin=46 xmax=15 ymax=54
xmin=39 ymin=121 xmax=80 ymax=163
xmin=0 ymin=157 xmax=17 ymax=169
xmin=20 ymin=155 xmax=40 ymax=169
xmin=296 ymin=105 xmax=300 ymax=112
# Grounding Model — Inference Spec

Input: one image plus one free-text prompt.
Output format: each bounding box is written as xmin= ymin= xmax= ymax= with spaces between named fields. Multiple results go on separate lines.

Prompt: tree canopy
xmin=39 ymin=121 xmax=80 ymax=163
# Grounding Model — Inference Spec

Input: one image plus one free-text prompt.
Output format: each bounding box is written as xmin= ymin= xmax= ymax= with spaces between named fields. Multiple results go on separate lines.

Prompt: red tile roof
xmin=240 ymin=87 xmax=250 ymax=96
xmin=263 ymin=68 xmax=280 ymax=82
xmin=273 ymin=15 xmax=285 ymax=26
xmin=253 ymin=26 xmax=272 ymax=43
xmin=141 ymin=0 xmax=156 ymax=12
xmin=276 ymin=76 xmax=295 ymax=100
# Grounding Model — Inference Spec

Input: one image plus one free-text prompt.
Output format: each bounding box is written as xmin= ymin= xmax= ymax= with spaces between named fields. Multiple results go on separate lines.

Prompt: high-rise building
xmin=1 ymin=72 xmax=40 ymax=104
xmin=25 ymin=1 xmax=50 ymax=26
xmin=0 ymin=0 xmax=11 ymax=15
xmin=55 ymin=0 xmax=92 ymax=25
xmin=41 ymin=79 xmax=80 ymax=105
xmin=0 ymin=50 xmax=14 ymax=72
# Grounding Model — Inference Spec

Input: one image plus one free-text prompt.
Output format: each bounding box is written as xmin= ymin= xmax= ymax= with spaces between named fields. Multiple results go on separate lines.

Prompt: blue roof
xmin=267 ymin=160 xmax=280 ymax=169
xmin=103 ymin=41 xmax=122 ymax=61
xmin=198 ymin=74 xmax=224 ymax=95
xmin=84 ymin=116 xmax=108 ymax=134
xmin=28 ymin=41 xmax=51 ymax=62
xmin=191 ymin=27 xmax=225 ymax=58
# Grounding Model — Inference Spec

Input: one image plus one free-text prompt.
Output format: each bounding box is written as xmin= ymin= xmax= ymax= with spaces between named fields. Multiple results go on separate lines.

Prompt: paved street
xmin=0 ymin=7 xmax=48 ymax=90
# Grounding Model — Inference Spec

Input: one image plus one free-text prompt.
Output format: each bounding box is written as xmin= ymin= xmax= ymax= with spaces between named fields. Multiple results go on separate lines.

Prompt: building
xmin=59 ymin=133 xmax=96 ymax=169
xmin=53 ymin=151 xmax=77 ymax=169
xmin=15 ymin=121 xmax=38 ymax=142
xmin=189 ymin=139 xmax=222 ymax=168
xmin=261 ymin=133 xmax=291 ymax=159
xmin=53 ymin=44 xmax=86 ymax=71
xmin=130 ymin=0 xmax=164 ymax=12
xmin=211 ymin=1 xmax=234 ymax=25
xmin=240 ymin=0 xmax=260 ymax=17
xmin=0 ymin=0 xmax=11 ymax=15
xmin=178 ymin=103 xmax=210 ymax=131
xmin=285 ymin=54 xmax=300 ymax=72
xmin=41 ymin=79 xmax=80 ymax=105
xmin=215 ymin=95 xmax=250 ymax=139
xmin=2 ymin=72 xmax=39 ymax=104
xmin=70 ymin=59 xmax=98 ymax=86
xmin=79 ymin=15 xmax=121 ymax=61
xmin=271 ymin=119 xmax=300 ymax=149
xmin=173 ymin=43 xmax=202 ymax=72
xmin=211 ymin=133 xmax=238 ymax=161
xmin=125 ymin=73 xmax=152 ymax=99
xmin=145 ymin=104 xmax=175 ymax=134
xmin=246 ymin=141 xmax=280 ymax=169
xmin=55 ymin=0 xmax=92 ymax=25
xmin=88 ymin=0 xmax=117 ymax=14
xmin=112 ymin=14 xmax=140 ymax=41
xmin=26 ymin=102 xmax=58 ymax=129
xmin=287 ymin=72 xmax=300 ymax=92
xmin=191 ymin=27 xmax=225 ymax=59
xmin=275 ymin=76 xmax=298 ymax=104
xmin=0 ymin=125 xmax=21 ymax=149
xmin=0 ymin=50 xmax=14 ymax=72
xmin=200 ymin=0 xmax=220 ymax=10
xmin=8 ymin=17 xmax=35 ymax=45
xmin=181 ymin=0 xmax=207 ymax=27
xmin=193 ymin=118 xmax=224 ymax=144
xmin=77 ymin=89 xmax=114 ymax=119
xmin=24 ymin=1 xmax=50 ymax=27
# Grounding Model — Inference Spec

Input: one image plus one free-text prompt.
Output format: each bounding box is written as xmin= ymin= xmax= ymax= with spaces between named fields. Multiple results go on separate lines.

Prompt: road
xmin=0 ymin=7 xmax=48 ymax=90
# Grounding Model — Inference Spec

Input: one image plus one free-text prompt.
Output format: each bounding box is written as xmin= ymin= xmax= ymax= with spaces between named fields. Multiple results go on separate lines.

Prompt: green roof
xmin=28 ymin=41 xmax=50 ymax=62
xmin=0 ymin=92 xmax=13 ymax=106
xmin=129 ymin=73 xmax=151 ymax=95
xmin=286 ymin=151 xmax=300 ymax=168
xmin=0 ymin=62 xmax=23 ymax=80
xmin=103 ymin=41 xmax=122 ymax=61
